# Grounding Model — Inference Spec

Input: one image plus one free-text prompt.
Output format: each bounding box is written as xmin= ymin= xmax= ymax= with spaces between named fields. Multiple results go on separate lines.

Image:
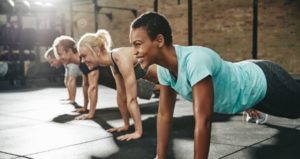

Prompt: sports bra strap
xmin=110 ymin=52 xmax=120 ymax=73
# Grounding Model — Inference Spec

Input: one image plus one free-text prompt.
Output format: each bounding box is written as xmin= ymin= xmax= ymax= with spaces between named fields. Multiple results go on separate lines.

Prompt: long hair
xmin=77 ymin=29 xmax=113 ymax=56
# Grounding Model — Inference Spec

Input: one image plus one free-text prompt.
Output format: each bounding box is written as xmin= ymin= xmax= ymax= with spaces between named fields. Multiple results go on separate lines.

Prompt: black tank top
xmin=110 ymin=52 xmax=147 ymax=79
xmin=79 ymin=56 xmax=99 ymax=76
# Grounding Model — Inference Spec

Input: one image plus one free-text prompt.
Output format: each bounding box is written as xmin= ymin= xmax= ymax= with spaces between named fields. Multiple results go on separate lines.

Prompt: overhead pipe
xmin=188 ymin=0 xmax=192 ymax=45
xmin=252 ymin=0 xmax=258 ymax=59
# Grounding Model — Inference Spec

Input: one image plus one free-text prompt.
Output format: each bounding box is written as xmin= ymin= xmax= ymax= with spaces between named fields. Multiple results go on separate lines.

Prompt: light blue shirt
xmin=157 ymin=45 xmax=267 ymax=114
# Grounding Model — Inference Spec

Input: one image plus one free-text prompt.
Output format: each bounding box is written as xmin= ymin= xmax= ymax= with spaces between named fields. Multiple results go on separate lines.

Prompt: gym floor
xmin=0 ymin=84 xmax=299 ymax=159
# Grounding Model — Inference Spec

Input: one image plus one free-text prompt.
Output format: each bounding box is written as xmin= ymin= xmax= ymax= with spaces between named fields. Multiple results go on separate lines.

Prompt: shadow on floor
xmin=52 ymin=102 xmax=86 ymax=123
xmin=89 ymin=112 xmax=233 ymax=159
xmin=247 ymin=124 xmax=300 ymax=159
xmin=51 ymin=102 xmax=235 ymax=159
xmin=51 ymin=101 xmax=160 ymax=123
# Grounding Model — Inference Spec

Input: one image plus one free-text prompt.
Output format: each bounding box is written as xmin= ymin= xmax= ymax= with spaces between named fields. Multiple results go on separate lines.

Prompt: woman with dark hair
xmin=129 ymin=11 xmax=300 ymax=159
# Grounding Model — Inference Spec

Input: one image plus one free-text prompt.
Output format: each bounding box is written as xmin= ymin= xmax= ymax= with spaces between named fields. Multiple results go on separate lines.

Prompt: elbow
xmin=88 ymin=85 xmax=97 ymax=93
xmin=117 ymin=93 xmax=127 ymax=105
xmin=82 ymin=81 xmax=88 ymax=87
xmin=126 ymin=96 xmax=138 ymax=107
xmin=195 ymin=115 xmax=212 ymax=129
xmin=193 ymin=103 xmax=213 ymax=129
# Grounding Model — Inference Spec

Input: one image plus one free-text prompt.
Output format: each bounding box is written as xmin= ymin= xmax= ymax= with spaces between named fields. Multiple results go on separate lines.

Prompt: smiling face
xmin=130 ymin=27 xmax=159 ymax=70
xmin=79 ymin=45 xmax=100 ymax=69
xmin=47 ymin=55 xmax=62 ymax=68
xmin=56 ymin=45 xmax=73 ymax=65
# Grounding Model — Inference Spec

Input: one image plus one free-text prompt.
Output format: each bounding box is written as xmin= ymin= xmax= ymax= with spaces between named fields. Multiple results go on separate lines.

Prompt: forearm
xmin=117 ymin=93 xmax=130 ymax=126
xmin=82 ymin=85 xmax=89 ymax=108
xmin=192 ymin=76 xmax=214 ymax=159
xmin=88 ymin=85 xmax=98 ymax=116
xmin=127 ymin=99 xmax=142 ymax=134
xmin=68 ymin=77 xmax=76 ymax=102
xmin=157 ymin=112 xmax=173 ymax=159
xmin=194 ymin=117 xmax=212 ymax=159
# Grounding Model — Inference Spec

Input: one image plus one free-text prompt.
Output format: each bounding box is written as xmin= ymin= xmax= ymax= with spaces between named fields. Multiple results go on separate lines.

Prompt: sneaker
xmin=246 ymin=112 xmax=268 ymax=124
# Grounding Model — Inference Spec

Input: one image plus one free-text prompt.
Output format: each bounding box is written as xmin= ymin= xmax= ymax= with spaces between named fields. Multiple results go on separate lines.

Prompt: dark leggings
xmin=251 ymin=60 xmax=300 ymax=119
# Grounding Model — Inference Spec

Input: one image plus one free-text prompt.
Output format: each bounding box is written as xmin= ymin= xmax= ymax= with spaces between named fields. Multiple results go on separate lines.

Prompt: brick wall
xmin=69 ymin=0 xmax=300 ymax=74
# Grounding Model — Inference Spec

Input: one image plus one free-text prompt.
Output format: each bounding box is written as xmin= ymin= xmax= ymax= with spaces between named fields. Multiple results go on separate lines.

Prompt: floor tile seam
xmin=0 ymin=113 xmax=116 ymax=130
xmin=0 ymin=150 xmax=33 ymax=159
xmin=0 ymin=113 xmax=45 ymax=120
xmin=0 ymin=122 xmax=48 ymax=132
xmin=217 ymin=135 xmax=276 ymax=159
xmin=22 ymin=136 xmax=113 ymax=157
xmin=210 ymin=142 xmax=246 ymax=148
xmin=0 ymin=106 xmax=60 ymax=115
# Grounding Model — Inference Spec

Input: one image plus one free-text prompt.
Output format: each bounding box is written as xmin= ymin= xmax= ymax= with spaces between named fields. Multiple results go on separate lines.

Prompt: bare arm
xmin=192 ymin=76 xmax=214 ymax=159
xmin=106 ymin=68 xmax=130 ymax=132
xmin=115 ymin=50 xmax=143 ymax=141
xmin=64 ymin=76 xmax=71 ymax=100
xmin=67 ymin=76 xmax=77 ymax=103
xmin=120 ymin=67 xmax=143 ymax=141
xmin=82 ymin=74 xmax=89 ymax=110
xmin=86 ymin=70 xmax=99 ymax=118
xmin=157 ymin=85 xmax=177 ymax=159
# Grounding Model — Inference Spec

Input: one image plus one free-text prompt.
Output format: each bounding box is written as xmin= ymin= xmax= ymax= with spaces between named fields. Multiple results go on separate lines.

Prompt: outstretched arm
xmin=117 ymin=67 xmax=143 ymax=141
xmin=192 ymin=76 xmax=214 ymax=159
xmin=156 ymin=85 xmax=177 ymax=159
xmin=107 ymin=68 xmax=130 ymax=133
xmin=87 ymin=70 xmax=100 ymax=117
xmin=74 ymin=74 xmax=88 ymax=113
xmin=76 ymin=70 xmax=99 ymax=120
xmin=67 ymin=76 xmax=77 ymax=103
xmin=112 ymin=51 xmax=143 ymax=141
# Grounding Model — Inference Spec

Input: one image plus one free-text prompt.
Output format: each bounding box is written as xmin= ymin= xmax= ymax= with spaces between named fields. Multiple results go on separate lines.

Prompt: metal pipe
xmin=93 ymin=0 xmax=98 ymax=32
xmin=69 ymin=0 xmax=74 ymax=37
xmin=153 ymin=0 xmax=158 ymax=12
xmin=252 ymin=0 xmax=258 ymax=59
xmin=188 ymin=0 xmax=192 ymax=45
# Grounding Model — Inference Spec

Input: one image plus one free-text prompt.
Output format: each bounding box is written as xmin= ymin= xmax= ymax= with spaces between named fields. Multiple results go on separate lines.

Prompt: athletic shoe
xmin=246 ymin=112 xmax=268 ymax=124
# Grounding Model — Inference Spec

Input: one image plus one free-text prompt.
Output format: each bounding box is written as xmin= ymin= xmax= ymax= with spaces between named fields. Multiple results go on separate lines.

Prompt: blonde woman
xmin=53 ymin=36 xmax=100 ymax=120
xmin=77 ymin=30 xmax=156 ymax=141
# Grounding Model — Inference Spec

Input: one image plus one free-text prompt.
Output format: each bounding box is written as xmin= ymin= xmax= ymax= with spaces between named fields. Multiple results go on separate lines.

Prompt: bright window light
xmin=34 ymin=1 xmax=53 ymax=7
xmin=7 ymin=0 xmax=15 ymax=7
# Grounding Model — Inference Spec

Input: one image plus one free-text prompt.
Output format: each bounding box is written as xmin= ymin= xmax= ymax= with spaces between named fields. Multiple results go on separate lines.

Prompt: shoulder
xmin=67 ymin=63 xmax=80 ymax=69
xmin=176 ymin=46 xmax=219 ymax=68
xmin=113 ymin=47 xmax=133 ymax=55
xmin=157 ymin=65 xmax=171 ymax=85
xmin=179 ymin=46 xmax=221 ymax=85
xmin=113 ymin=47 xmax=134 ymax=66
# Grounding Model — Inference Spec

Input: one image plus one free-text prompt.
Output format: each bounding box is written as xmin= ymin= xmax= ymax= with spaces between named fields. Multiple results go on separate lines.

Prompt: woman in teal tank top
xmin=130 ymin=12 xmax=300 ymax=159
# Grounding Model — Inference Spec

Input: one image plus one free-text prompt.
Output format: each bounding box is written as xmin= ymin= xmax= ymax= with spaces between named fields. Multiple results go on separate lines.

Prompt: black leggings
xmin=251 ymin=60 xmax=300 ymax=119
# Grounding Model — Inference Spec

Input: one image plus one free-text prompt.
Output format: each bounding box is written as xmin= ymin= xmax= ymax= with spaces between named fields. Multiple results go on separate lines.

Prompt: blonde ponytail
xmin=95 ymin=29 xmax=113 ymax=52
xmin=77 ymin=29 xmax=113 ymax=56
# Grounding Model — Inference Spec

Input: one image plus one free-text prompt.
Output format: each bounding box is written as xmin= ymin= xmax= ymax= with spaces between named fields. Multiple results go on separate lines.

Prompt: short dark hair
xmin=131 ymin=12 xmax=173 ymax=46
